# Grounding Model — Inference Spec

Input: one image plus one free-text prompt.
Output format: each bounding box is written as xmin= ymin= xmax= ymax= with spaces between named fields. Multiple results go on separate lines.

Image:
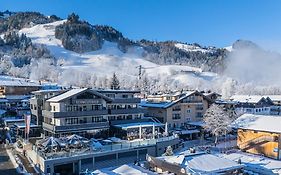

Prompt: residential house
xmin=0 ymin=80 xmax=40 ymax=110
xmin=232 ymin=114 xmax=281 ymax=160
xmin=140 ymin=91 xmax=212 ymax=129
xmin=229 ymin=95 xmax=273 ymax=115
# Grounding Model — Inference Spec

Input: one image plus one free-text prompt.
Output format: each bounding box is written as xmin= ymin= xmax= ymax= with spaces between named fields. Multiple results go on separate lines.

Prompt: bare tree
xmin=203 ymin=104 xmax=235 ymax=146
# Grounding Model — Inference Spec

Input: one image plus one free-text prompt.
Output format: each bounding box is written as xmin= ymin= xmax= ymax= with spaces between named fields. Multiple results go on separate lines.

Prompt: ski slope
xmin=19 ymin=20 xmax=218 ymax=87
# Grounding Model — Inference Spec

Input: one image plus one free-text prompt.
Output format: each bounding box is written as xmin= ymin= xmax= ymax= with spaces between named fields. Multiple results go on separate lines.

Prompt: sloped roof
xmin=230 ymin=95 xmax=264 ymax=103
xmin=264 ymin=95 xmax=281 ymax=102
xmin=47 ymin=88 xmax=112 ymax=102
xmin=232 ymin=114 xmax=281 ymax=133
xmin=161 ymin=153 xmax=242 ymax=173
xmin=141 ymin=91 xmax=212 ymax=109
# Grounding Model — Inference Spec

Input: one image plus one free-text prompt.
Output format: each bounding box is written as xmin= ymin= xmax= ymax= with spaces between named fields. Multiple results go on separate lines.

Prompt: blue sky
xmin=1 ymin=0 xmax=281 ymax=50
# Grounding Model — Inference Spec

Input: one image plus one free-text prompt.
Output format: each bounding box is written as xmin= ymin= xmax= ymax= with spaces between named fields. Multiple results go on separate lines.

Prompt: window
xmin=106 ymin=94 xmax=115 ymax=98
xmin=196 ymin=104 xmax=204 ymax=110
xmin=126 ymin=115 xmax=132 ymax=120
xmin=187 ymin=109 xmax=191 ymax=113
xmin=196 ymin=112 xmax=203 ymax=118
xmin=122 ymin=94 xmax=128 ymax=98
xmin=92 ymin=116 xmax=104 ymax=122
xmin=172 ymin=114 xmax=181 ymax=120
xmin=52 ymin=106 xmax=56 ymax=111
xmin=172 ymin=106 xmax=181 ymax=111
xmin=108 ymin=115 xmax=116 ymax=121
xmin=66 ymin=106 xmax=73 ymax=111
xmin=65 ymin=118 xmax=78 ymax=125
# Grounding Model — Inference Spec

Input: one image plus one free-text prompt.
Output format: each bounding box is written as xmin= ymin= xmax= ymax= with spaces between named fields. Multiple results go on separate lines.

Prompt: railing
xmin=182 ymin=100 xmax=203 ymax=103
xmin=109 ymin=108 xmax=143 ymax=115
xmin=42 ymin=110 xmax=108 ymax=118
xmin=43 ymin=122 xmax=109 ymax=132
xmin=111 ymin=98 xmax=141 ymax=103
xmin=239 ymin=135 xmax=276 ymax=150
xmin=36 ymin=135 xmax=179 ymax=160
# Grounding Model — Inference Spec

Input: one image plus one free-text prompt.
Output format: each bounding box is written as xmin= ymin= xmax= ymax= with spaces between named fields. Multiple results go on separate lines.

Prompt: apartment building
xmin=229 ymin=95 xmax=274 ymax=115
xmin=30 ymin=89 xmax=65 ymax=126
xmin=41 ymin=88 xmax=143 ymax=137
xmin=0 ymin=79 xmax=40 ymax=110
xmin=140 ymin=91 xmax=212 ymax=129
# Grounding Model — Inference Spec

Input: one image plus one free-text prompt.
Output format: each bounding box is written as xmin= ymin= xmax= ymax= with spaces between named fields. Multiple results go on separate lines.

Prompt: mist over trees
xmin=1 ymin=11 xmax=281 ymax=96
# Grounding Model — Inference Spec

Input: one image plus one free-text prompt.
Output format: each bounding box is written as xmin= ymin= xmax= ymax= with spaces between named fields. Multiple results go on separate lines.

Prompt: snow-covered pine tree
xmin=110 ymin=72 xmax=120 ymax=90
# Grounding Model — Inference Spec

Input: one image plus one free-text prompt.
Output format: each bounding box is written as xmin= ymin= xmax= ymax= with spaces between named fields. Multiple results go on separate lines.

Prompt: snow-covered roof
xmin=219 ymin=151 xmax=281 ymax=174
xmin=93 ymin=164 xmax=156 ymax=175
xmin=14 ymin=122 xmax=38 ymax=129
xmin=230 ymin=95 xmax=264 ymax=103
xmin=0 ymin=98 xmax=8 ymax=102
xmin=47 ymin=88 xmax=113 ymax=102
xmin=162 ymin=153 xmax=242 ymax=174
xmin=0 ymin=76 xmax=40 ymax=87
xmin=113 ymin=122 xmax=164 ymax=130
xmin=46 ymin=88 xmax=86 ymax=102
xmin=185 ymin=154 xmax=242 ymax=173
xmin=139 ymin=101 xmax=170 ymax=108
xmin=232 ymin=114 xmax=281 ymax=133
xmin=0 ymin=110 xmax=6 ymax=116
xmin=32 ymin=89 xmax=63 ymax=94
xmin=3 ymin=118 xmax=25 ymax=123
xmin=142 ymin=91 xmax=210 ymax=109
xmin=265 ymin=95 xmax=281 ymax=102
xmin=96 ymin=89 xmax=140 ymax=94
xmin=187 ymin=121 xmax=205 ymax=127
xmin=174 ymin=129 xmax=200 ymax=135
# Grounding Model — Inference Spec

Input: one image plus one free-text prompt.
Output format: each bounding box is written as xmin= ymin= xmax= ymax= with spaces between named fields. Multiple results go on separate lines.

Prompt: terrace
xmin=32 ymin=135 xmax=178 ymax=160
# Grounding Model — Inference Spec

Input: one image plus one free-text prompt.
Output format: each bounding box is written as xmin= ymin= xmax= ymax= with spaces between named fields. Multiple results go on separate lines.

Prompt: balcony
xmin=108 ymin=108 xmax=143 ymax=115
xmin=111 ymin=98 xmax=141 ymax=104
xmin=42 ymin=109 xmax=108 ymax=118
xmin=43 ymin=122 xmax=109 ymax=132
xmin=182 ymin=100 xmax=203 ymax=104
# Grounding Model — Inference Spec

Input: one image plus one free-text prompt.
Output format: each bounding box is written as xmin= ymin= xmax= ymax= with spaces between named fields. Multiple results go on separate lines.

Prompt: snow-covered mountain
xmin=17 ymin=20 xmax=218 ymax=90
xmin=3 ymin=11 xmax=281 ymax=95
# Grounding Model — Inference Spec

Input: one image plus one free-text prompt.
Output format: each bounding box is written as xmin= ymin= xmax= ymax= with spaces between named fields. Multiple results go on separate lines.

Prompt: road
xmin=0 ymin=146 xmax=17 ymax=175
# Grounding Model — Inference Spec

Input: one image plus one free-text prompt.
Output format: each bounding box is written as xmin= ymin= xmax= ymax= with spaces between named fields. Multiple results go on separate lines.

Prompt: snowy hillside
xmin=175 ymin=43 xmax=213 ymax=53
xmin=19 ymin=20 xmax=218 ymax=89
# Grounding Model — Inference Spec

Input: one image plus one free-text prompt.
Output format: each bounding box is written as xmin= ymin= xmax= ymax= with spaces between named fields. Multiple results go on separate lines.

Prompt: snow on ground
xmin=19 ymin=21 xmax=218 ymax=87
xmin=93 ymin=164 xmax=157 ymax=175
xmin=224 ymin=45 xmax=233 ymax=52
xmin=175 ymin=43 xmax=212 ymax=53
xmin=0 ymin=75 xmax=61 ymax=88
